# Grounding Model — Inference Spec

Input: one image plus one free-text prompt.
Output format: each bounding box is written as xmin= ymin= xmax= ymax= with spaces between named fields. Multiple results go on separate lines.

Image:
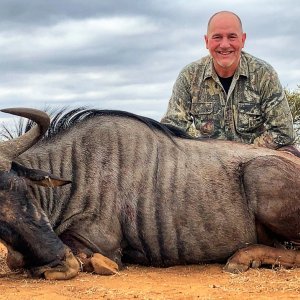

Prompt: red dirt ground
xmin=0 ymin=243 xmax=300 ymax=299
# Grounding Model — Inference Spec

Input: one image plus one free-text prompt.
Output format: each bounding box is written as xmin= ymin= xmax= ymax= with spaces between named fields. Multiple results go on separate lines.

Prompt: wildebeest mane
xmin=9 ymin=108 xmax=193 ymax=141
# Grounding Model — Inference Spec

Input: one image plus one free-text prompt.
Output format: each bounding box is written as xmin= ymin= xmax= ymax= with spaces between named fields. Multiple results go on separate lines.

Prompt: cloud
xmin=0 ymin=0 xmax=299 ymax=127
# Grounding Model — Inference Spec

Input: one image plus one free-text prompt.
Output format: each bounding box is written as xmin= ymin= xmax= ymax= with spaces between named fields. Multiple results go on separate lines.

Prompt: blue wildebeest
xmin=0 ymin=107 xmax=300 ymax=280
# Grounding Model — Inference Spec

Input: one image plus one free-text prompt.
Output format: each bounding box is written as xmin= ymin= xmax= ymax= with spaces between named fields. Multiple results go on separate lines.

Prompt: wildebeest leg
xmin=245 ymin=156 xmax=300 ymax=243
xmin=225 ymin=244 xmax=300 ymax=273
xmin=5 ymin=244 xmax=80 ymax=280
xmin=77 ymin=252 xmax=119 ymax=275
xmin=59 ymin=231 xmax=119 ymax=275
xmin=225 ymin=155 xmax=300 ymax=273
xmin=41 ymin=248 xmax=80 ymax=280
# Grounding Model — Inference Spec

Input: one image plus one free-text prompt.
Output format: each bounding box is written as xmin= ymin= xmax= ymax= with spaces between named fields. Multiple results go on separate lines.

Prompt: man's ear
xmin=11 ymin=161 xmax=72 ymax=187
xmin=242 ymin=32 xmax=246 ymax=48
xmin=204 ymin=34 xmax=209 ymax=49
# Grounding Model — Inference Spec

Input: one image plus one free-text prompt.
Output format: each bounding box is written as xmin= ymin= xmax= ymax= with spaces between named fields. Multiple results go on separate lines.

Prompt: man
xmin=161 ymin=11 xmax=295 ymax=149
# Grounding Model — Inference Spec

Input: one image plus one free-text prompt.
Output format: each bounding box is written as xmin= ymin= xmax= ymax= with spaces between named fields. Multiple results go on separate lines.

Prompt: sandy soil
xmin=1 ymin=244 xmax=300 ymax=299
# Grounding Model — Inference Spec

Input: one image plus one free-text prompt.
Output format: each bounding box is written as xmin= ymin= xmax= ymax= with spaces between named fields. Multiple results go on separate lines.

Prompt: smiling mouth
xmin=217 ymin=51 xmax=234 ymax=56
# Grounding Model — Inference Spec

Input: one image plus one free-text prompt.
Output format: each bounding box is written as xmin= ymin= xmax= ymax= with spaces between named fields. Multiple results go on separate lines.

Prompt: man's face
xmin=205 ymin=13 xmax=246 ymax=77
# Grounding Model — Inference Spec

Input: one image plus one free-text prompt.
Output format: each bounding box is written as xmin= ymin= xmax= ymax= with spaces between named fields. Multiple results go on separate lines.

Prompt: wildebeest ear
xmin=11 ymin=161 xmax=72 ymax=187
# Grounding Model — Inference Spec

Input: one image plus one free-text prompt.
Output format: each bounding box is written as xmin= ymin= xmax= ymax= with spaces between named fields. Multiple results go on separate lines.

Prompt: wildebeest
xmin=0 ymin=107 xmax=300 ymax=280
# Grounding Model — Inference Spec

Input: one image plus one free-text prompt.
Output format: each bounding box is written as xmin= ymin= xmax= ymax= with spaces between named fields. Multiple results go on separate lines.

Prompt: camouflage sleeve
xmin=253 ymin=69 xmax=295 ymax=149
xmin=160 ymin=69 xmax=194 ymax=132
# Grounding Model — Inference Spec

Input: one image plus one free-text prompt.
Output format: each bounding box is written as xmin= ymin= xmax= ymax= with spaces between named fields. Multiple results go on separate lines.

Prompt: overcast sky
xmin=0 ymin=0 xmax=299 ymax=125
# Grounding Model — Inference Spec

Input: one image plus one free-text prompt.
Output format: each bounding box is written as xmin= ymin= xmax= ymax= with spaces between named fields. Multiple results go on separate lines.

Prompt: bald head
xmin=207 ymin=11 xmax=243 ymax=34
xmin=204 ymin=11 xmax=246 ymax=77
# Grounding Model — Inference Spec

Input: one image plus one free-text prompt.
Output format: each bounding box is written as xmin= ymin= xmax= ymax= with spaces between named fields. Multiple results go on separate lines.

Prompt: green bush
xmin=285 ymin=86 xmax=300 ymax=122
xmin=285 ymin=86 xmax=300 ymax=144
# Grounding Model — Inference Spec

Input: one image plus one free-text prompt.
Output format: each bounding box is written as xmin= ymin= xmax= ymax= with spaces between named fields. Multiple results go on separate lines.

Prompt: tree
xmin=285 ymin=86 xmax=300 ymax=144
xmin=285 ymin=86 xmax=300 ymax=122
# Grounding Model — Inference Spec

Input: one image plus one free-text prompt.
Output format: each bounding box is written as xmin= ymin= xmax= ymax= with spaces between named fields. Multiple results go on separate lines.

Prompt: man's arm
xmin=253 ymin=69 xmax=295 ymax=149
xmin=161 ymin=70 xmax=194 ymax=134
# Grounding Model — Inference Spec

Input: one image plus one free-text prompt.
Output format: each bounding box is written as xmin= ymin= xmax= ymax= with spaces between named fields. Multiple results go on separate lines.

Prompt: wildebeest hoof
xmin=223 ymin=261 xmax=250 ymax=273
xmin=76 ymin=252 xmax=119 ymax=275
xmin=43 ymin=249 xmax=80 ymax=280
xmin=251 ymin=260 xmax=261 ymax=268
xmin=90 ymin=253 xmax=119 ymax=275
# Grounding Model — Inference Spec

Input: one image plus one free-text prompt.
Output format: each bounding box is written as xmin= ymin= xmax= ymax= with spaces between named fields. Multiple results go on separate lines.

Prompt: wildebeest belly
xmin=117 ymin=143 xmax=257 ymax=266
xmin=121 ymin=190 xmax=256 ymax=266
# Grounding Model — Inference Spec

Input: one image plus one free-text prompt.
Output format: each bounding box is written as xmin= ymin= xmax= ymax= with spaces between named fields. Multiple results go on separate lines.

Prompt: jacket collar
xmin=203 ymin=51 xmax=249 ymax=81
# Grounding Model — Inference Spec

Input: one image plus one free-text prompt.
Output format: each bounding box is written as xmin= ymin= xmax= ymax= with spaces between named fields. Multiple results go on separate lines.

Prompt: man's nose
xmin=219 ymin=37 xmax=230 ymax=48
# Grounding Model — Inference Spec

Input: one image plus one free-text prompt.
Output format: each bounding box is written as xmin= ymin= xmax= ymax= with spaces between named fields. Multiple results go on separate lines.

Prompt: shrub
xmin=285 ymin=86 xmax=300 ymax=144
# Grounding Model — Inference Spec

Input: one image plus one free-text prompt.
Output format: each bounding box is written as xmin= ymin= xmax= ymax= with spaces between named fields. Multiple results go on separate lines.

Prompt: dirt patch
xmin=0 ymin=244 xmax=300 ymax=299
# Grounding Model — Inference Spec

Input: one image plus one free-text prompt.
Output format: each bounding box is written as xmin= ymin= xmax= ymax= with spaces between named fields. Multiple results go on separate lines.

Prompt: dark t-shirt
xmin=218 ymin=75 xmax=233 ymax=94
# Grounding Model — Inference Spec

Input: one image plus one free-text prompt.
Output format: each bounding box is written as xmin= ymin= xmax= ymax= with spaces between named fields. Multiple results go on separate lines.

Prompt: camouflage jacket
xmin=161 ymin=52 xmax=295 ymax=149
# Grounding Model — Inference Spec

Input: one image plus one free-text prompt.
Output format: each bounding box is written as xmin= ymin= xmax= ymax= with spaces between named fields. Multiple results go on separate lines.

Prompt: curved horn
xmin=0 ymin=108 xmax=50 ymax=171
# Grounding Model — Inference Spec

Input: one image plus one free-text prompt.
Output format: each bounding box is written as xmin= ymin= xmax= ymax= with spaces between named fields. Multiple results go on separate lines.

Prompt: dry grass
xmin=1 ymin=243 xmax=300 ymax=299
xmin=0 ymin=246 xmax=9 ymax=274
